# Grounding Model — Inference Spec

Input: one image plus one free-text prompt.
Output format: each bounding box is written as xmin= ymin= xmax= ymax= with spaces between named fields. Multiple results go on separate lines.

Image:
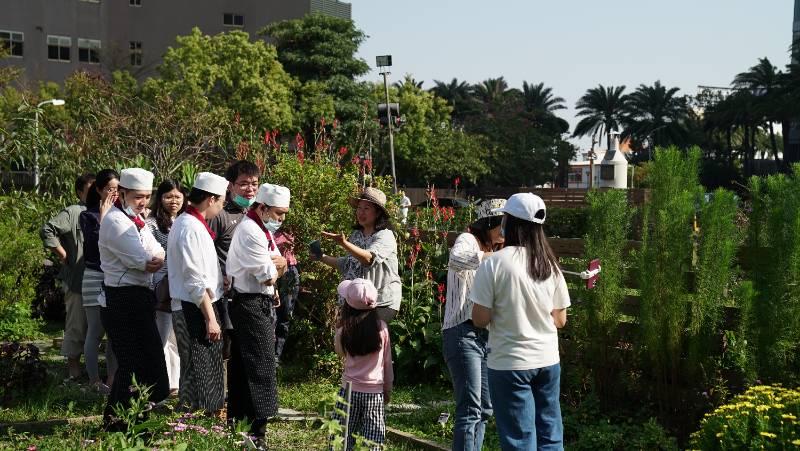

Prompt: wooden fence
xmin=404 ymin=187 xmax=650 ymax=209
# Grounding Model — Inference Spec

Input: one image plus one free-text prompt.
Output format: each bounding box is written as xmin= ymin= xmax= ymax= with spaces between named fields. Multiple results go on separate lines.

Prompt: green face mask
xmin=233 ymin=195 xmax=254 ymax=208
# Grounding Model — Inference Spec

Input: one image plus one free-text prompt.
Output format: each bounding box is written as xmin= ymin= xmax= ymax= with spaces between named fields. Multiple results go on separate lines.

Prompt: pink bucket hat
xmin=337 ymin=278 xmax=378 ymax=310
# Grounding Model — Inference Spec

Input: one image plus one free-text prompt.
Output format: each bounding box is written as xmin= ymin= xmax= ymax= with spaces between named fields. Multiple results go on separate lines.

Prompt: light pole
xmin=376 ymin=55 xmax=397 ymax=194
xmin=34 ymin=98 xmax=66 ymax=191
xmin=646 ymin=124 xmax=668 ymax=161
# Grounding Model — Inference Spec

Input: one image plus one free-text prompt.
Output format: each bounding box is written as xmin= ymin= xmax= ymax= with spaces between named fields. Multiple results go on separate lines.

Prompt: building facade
xmin=0 ymin=0 xmax=351 ymax=83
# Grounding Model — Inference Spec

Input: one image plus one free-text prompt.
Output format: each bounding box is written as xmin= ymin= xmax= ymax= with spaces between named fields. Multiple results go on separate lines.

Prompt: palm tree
xmin=573 ymin=84 xmax=628 ymax=152
xmin=393 ymin=74 xmax=424 ymax=90
xmin=521 ymin=81 xmax=566 ymax=114
xmin=733 ymin=58 xmax=783 ymax=161
xmin=430 ymin=78 xmax=474 ymax=124
xmin=622 ymin=81 xmax=689 ymax=157
xmin=472 ymin=77 xmax=511 ymax=117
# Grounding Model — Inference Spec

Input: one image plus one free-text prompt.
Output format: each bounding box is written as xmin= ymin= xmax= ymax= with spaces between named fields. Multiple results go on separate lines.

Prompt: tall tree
xmin=573 ymin=85 xmax=628 ymax=153
xmin=733 ymin=58 xmax=783 ymax=161
xmin=521 ymin=81 xmax=566 ymax=114
xmin=622 ymin=81 xmax=689 ymax=158
xmin=472 ymin=77 xmax=511 ymax=118
xmin=430 ymin=78 xmax=474 ymax=125
xmin=261 ymin=13 xmax=371 ymax=122
xmin=149 ymin=28 xmax=296 ymax=131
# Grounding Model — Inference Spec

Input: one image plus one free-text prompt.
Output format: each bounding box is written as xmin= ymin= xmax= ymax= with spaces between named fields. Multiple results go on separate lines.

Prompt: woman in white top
xmin=98 ymin=168 xmax=169 ymax=429
xmin=442 ymin=198 xmax=505 ymax=451
xmin=145 ymin=179 xmax=186 ymax=397
xmin=471 ymin=193 xmax=570 ymax=451
xmin=167 ymin=173 xmax=227 ymax=414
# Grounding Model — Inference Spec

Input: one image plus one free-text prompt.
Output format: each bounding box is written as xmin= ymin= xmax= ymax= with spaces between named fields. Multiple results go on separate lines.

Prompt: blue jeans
xmin=488 ymin=364 xmax=563 ymax=451
xmin=443 ymin=321 xmax=492 ymax=451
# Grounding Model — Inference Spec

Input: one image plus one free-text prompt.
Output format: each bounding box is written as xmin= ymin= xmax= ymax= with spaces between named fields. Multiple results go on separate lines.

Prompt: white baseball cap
xmin=492 ymin=192 xmax=546 ymax=224
xmin=193 ymin=172 xmax=228 ymax=196
xmin=119 ymin=168 xmax=154 ymax=191
xmin=255 ymin=183 xmax=291 ymax=208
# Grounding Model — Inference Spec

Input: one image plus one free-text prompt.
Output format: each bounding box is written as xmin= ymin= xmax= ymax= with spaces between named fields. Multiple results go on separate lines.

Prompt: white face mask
xmin=264 ymin=218 xmax=282 ymax=233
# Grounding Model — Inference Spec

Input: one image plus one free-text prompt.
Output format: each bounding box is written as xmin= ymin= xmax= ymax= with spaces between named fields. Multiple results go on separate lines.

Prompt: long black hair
xmin=339 ymin=303 xmax=382 ymax=357
xmin=469 ymin=215 xmax=503 ymax=250
xmin=85 ymin=169 xmax=119 ymax=210
xmin=149 ymin=179 xmax=187 ymax=233
xmin=502 ymin=213 xmax=560 ymax=281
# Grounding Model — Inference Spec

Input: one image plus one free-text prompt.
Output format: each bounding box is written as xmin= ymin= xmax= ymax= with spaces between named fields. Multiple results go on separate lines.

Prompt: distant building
xmin=568 ymin=135 xmax=630 ymax=189
xmin=0 ymin=0 xmax=352 ymax=83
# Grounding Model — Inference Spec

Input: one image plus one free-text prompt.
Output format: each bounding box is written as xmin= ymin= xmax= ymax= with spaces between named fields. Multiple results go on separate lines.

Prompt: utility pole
xmin=377 ymin=55 xmax=397 ymax=194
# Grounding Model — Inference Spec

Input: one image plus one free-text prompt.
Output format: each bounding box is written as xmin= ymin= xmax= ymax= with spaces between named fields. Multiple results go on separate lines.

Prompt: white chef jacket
xmin=167 ymin=212 xmax=223 ymax=310
xmin=99 ymin=207 xmax=165 ymax=288
xmin=226 ymin=215 xmax=280 ymax=295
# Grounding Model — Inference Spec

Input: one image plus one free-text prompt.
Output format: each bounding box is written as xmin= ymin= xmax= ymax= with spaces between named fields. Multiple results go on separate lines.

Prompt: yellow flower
xmin=781 ymin=414 xmax=797 ymax=421
xmin=791 ymin=439 xmax=800 ymax=445
xmin=756 ymin=405 xmax=770 ymax=412
xmin=716 ymin=432 xmax=724 ymax=438
xmin=759 ymin=432 xmax=777 ymax=439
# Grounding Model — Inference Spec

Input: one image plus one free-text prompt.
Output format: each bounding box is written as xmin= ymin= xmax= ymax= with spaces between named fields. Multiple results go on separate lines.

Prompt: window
xmin=568 ymin=170 xmax=583 ymax=184
xmin=129 ymin=41 xmax=142 ymax=66
xmin=0 ymin=31 xmax=24 ymax=57
xmin=600 ymin=165 xmax=615 ymax=181
xmin=78 ymin=38 xmax=101 ymax=63
xmin=129 ymin=0 xmax=141 ymax=6
xmin=47 ymin=35 xmax=71 ymax=62
xmin=223 ymin=13 xmax=244 ymax=27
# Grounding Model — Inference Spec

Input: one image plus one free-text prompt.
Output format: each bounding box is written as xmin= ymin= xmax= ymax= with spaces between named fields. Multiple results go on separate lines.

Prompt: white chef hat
xmin=193 ymin=172 xmax=228 ymax=196
xmin=255 ymin=183 xmax=291 ymax=208
xmin=119 ymin=168 xmax=154 ymax=191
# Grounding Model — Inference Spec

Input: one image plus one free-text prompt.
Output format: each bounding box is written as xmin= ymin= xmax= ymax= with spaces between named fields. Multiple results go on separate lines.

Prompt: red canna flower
xmin=295 ymin=132 xmax=305 ymax=150
xmin=297 ymin=150 xmax=305 ymax=164
xmin=454 ymin=177 xmax=461 ymax=187
xmin=363 ymin=158 xmax=373 ymax=171
xmin=352 ymin=156 xmax=361 ymax=166
xmin=411 ymin=227 xmax=419 ymax=238
xmin=263 ymin=130 xmax=271 ymax=145
xmin=338 ymin=146 xmax=348 ymax=157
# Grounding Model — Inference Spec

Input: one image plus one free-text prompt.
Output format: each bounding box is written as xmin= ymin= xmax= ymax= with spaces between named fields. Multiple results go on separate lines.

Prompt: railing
xmin=404 ymin=187 xmax=650 ymax=209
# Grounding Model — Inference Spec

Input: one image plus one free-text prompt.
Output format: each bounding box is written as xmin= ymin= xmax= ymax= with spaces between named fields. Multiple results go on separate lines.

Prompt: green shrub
xmin=0 ymin=193 xmax=48 ymax=341
xmin=545 ymin=207 xmax=590 ymax=238
xmin=689 ymin=385 xmax=800 ymax=450
xmin=747 ymin=167 xmax=800 ymax=381
xmin=575 ymin=189 xmax=633 ymax=401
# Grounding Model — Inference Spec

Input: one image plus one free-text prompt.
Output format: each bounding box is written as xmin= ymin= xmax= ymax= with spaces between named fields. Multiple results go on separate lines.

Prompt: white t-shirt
xmin=470 ymin=246 xmax=570 ymax=371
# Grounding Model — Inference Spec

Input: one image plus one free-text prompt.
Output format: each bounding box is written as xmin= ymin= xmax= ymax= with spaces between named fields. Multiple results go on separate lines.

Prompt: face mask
xmin=263 ymin=218 xmax=282 ymax=233
xmin=233 ymin=195 xmax=254 ymax=209
xmin=120 ymin=199 xmax=137 ymax=217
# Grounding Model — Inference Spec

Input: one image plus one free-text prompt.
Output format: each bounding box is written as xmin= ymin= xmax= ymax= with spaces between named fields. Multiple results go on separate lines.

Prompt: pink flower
xmin=27 ymin=446 xmax=37 ymax=451
xmin=338 ymin=146 xmax=348 ymax=157
xmin=454 ymin=177 xmax=461 ymax=187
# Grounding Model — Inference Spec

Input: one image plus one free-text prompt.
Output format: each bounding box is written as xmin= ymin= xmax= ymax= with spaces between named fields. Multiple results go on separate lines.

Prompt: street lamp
xmin=376 ymin=55 xmax=397 ymax=194
xmin=33 ymin=98 xmax=65 ymax=191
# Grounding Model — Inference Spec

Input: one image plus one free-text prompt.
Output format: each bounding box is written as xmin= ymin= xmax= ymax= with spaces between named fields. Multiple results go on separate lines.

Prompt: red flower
xmin=454 ymin=177 xmax=461 ymax=187
xmin=295 ymin=132 xmax=305 ymax=150
xmin=263 ymin=130 xmax=272 ymax=145
xmin=297 ymin=150 xmax=305 ymax=164
xmin=426 ymin=271 xmax=433 ymax=281
xmin=437 ymin=282 xmax=446 ymax=303
xmin=363 ymin=158 xmax=373 ymax=171
xmin=352 ymin=156 xmax=361 ymax=166
xmin=338 ymin=146 xmax=348 ymax=157
xmin=320 ymin=117 xmax=326 ymax=128
xmin=411 ymin=227 xmax=419 ymax=238
xmin=234 ymin=112 xmax=241 ymax=125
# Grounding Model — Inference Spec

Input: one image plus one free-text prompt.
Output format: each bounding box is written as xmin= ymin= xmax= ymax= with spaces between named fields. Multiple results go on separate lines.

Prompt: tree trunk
xmin=726 ymin=127 xmax=733 ymax=169
xmin=743 ymin=124 xmax=751 ymax=177
xmin=768 ymin=122 xmax=779 ymax=164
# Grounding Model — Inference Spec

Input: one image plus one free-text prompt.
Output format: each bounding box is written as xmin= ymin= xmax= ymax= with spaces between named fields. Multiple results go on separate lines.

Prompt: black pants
xmin=275 ymin=265 xmax=299 ymax=361
xmin=227 ymin=291 xmax=278 ymax=432
xmin=100 ymin=285 xmax=169 ymax=425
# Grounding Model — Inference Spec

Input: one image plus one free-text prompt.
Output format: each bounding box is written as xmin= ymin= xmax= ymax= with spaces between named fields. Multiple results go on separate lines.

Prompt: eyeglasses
xmin=235 ymin=182 xmax=259 ymax=189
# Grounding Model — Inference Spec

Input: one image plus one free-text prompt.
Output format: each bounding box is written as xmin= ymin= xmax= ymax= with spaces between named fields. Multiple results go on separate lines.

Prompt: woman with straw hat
xmin=316 ymin=187 xmax=402 ymax=322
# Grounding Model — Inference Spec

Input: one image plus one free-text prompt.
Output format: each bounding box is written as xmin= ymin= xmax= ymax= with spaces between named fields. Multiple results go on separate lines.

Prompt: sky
xmin=349 ymin=0 xmax=794 ymax=149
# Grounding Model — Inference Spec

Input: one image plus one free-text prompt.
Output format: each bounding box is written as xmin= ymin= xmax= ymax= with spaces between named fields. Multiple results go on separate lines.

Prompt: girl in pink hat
xmin=332 ymin=278 xmax=394 ymax=450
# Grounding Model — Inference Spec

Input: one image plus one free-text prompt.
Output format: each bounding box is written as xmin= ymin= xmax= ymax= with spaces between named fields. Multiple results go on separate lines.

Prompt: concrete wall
xmin=0 ymin=0 xmax=346 ymax=83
